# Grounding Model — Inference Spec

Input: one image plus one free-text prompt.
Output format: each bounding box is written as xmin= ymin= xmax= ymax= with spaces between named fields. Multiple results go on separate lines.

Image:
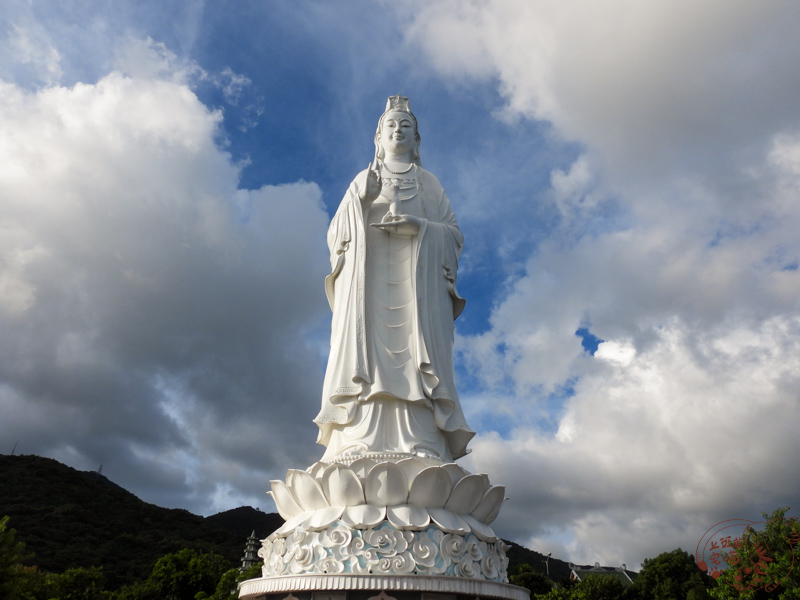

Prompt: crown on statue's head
xmin=385 ymin=95 xmax=412 ymax=113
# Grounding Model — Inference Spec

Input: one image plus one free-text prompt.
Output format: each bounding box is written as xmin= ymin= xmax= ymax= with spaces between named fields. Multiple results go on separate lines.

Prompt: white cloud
xmin=0 ymin=48 xmax=331 ymax=513
xmin=400 ymin=0 xmax=800 ymax=186
xmin=594 ymin=340 xmax=635 ymax=367
xmin=473 ymin=316 xmax=800 ymax=567
xmin=0 ymin=20 xmax=62 ymax=85
xmin=112 ymin=36 xmax=205 ymax=84
xmin=397 ymin=0 xmax=800 ymax=567
xmin=457 ymin=132 xmax=800 ymax=565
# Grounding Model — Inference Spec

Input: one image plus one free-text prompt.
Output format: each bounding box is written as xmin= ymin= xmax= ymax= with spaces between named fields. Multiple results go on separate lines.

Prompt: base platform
xmin=239 ymin=574 xmax=529 ymax=600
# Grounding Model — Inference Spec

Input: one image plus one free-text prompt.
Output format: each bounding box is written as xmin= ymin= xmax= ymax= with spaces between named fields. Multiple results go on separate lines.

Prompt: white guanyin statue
xmin=250 ymin=98 xmax=515 ymax=592
xmin=314 ymin=95 xmax=475 ymax=464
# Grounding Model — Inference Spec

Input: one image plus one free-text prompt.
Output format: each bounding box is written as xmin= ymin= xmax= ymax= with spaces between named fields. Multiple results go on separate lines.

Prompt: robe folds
xmin=314 ymin=166 xmax=475 ymax=462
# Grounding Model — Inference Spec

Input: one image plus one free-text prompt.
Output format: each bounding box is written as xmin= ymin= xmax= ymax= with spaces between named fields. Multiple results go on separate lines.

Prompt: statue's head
xmin=375 ymin=95 xmax=421 ymax=165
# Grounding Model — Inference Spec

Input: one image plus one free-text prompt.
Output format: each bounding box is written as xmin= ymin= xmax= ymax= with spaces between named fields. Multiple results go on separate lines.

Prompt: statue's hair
xmin=374 ymin=109 xmax=422 ymax=166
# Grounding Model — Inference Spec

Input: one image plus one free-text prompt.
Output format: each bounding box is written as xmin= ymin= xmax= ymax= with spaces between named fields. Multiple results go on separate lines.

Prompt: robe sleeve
xmin=324 ymin=190 xmax=352 ymax=311
xmin=412 ymin=178 xmax=473 ymax=459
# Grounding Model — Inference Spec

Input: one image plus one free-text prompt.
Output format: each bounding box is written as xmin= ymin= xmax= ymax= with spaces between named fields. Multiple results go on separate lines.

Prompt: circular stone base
xmin=238 ymin=574 xmax=530 ymax=600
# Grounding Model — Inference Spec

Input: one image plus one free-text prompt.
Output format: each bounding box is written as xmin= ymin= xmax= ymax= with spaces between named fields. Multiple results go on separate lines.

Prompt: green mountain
xmin=206 ymin=506 xmax=283 ymax=541
xmin=506 ymin=540 xmax=573 ymax=583
xmin=0 ymin=455 xmax=273 ymax=588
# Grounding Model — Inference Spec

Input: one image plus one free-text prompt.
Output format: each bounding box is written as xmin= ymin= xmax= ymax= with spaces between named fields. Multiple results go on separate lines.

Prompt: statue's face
xmin=379 ymin=110 xmax=416 ymax=157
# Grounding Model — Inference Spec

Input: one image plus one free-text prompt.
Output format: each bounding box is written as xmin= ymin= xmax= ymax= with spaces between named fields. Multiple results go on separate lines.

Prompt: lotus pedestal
xmin=239 ymin=459 xmax=529 ymax=600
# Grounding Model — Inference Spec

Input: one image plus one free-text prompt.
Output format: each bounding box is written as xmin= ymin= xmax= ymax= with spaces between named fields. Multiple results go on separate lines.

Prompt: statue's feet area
xmin=264 ymin=457 xmax=508 ymax=582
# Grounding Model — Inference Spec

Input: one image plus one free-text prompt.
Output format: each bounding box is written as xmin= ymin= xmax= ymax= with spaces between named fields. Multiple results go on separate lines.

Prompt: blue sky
xmin=2 ymin=0 xmax=800 ymax=571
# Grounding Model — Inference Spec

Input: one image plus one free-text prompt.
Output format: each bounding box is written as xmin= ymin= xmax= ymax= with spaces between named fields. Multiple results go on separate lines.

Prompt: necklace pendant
xmin=382 ymin=161 xmax=414 ymax=175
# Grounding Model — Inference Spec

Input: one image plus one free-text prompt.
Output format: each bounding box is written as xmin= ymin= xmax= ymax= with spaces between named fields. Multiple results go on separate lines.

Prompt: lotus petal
xmin=396 ymin=457 xmax=429 ymax=484
xmin=306 ymin=506 xmax=345 ymax=530
xmin=428 ymin=508 xmax=469 ymax=535
xmin=387 ymin=505 xmax=430 ymax=530
xmin=462 ymin=515 xmax=498 ymax=542
xmin=269 ymin=480 xmax=303 ymax=519
xmin=272 ymin=510 xmax=313 ymax=538
xmin=342 ymin=504 xmax=386 ymax=528
xmin=442 ymin=462 xmax=470 ymax=485
xmin=285 ymin=469 xmax=307 ymax=494
xmin=365 ymin=462 xmax=408 ymax=506
xmin=348 ymin=457 xmax=377 ymax=481
xmin=287 ymin=469 xmax=329 ymax=511
xmin=444 ymin=474 xmax=485 ymax=515
xmin=408 ymin=466 xmax=452 ymax=508
xmin=321 ymin=464 xmax=365 ymax=506
xmin=471 ymin=485 xmax=506 ymax=524
xmin=285 ymin=469 xmax=299 ymax=488
xmin=307 ymin=461 xmax=328 ymax=479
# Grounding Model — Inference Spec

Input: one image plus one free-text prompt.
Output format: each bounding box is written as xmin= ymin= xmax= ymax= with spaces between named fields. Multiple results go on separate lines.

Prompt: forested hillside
xmin=0 ymin=455 xmax=277 ymax=588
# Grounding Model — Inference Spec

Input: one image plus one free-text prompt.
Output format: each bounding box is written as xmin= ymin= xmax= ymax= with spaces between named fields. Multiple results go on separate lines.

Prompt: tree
xmin=537 ymin=574 xmax=625 ymax=600
xmin=145 ymin=549 xmax=230 ymax=600
xmin=49 ymin=566 xmax=110 ymax=600
xmin=627 ymin=548 xmax=714 ymax=600
xmin=687 ymin=585 xmax=713 ymax=600
xmin=207 ymin=564 xmax=262 ymax=600
xmin=12 ymin=566 xmax=50 ymax=600
xmin=709 ymin=507 xmax=799 ymax=600
xmin=576 ymin=575 xmax=627 ymax=600
xmin=0 ymin=516 xmax=35 ymax=600
xmin=510 ymin=563 xmax=555 ymax=596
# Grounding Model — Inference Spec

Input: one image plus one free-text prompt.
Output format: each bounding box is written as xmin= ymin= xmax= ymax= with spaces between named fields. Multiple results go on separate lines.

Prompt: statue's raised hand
xmin=359 ymin=162 xmax=382 ymax=204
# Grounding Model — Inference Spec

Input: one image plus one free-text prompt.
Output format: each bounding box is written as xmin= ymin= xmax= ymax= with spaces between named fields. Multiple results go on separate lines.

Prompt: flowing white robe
xmin=314 ymin=165 xmax=474 ymax=462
